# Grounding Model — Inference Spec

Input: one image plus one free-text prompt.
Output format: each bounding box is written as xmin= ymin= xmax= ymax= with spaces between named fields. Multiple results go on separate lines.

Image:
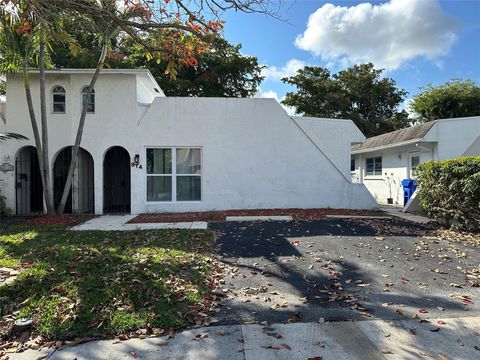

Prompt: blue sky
xmin=221 ymin=0 xmax=480 ymax=113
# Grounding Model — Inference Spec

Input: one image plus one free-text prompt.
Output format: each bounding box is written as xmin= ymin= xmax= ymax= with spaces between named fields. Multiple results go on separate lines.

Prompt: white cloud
xmin=295 ymin=0 xmax=458 ymax=70
xmin=262 ymin=59 xmax=306 ymax=81
xmin=256 ymin=89 xmax=279 ymax=100
xmin=255 ymin=89 xmax=296 ymax=115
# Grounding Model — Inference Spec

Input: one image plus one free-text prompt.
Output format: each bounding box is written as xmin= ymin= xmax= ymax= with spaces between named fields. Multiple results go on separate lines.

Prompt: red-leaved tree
xmin=0 ymin=0 xmax=276 ymax=214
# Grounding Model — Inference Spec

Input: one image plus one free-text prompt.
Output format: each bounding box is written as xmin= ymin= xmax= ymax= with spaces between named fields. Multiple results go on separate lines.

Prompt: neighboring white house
xmin=351 ymin=117 xmax=480 ymax=207
xmin=0 ymin=69 xmax=377 ymax=215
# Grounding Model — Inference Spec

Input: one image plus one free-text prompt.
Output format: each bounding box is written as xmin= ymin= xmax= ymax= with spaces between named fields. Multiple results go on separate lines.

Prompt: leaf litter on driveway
xmin=212 ymin=218 xmax=480 ymax=325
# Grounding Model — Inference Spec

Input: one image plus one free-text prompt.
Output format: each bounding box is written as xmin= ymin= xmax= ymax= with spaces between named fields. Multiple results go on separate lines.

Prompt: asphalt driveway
xmin=210 ymin=218 xmax=480 ymax=325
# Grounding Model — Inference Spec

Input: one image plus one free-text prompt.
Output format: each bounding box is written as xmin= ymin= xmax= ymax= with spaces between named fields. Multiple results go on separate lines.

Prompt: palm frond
xmin=0 ymin=132 xmax=28 ymax=141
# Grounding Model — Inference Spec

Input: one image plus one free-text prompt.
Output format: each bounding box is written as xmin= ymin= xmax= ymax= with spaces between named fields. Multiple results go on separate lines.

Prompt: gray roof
xmin=352 ymin=121 xmax=437 ymax=152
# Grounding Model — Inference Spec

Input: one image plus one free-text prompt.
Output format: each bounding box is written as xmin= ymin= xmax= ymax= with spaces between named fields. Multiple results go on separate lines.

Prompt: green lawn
xmin=0 ymin=225 xmax=218 ymax=340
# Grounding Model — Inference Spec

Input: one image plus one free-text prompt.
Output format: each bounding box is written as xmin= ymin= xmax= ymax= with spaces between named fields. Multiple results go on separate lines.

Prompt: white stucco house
xmin=351 ymin=116 xmax=480 ymax=207
xmin=0 ymin=69 xmax=376 ymax=216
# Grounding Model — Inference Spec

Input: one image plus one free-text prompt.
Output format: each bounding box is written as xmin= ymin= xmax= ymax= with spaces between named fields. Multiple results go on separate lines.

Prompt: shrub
xmin=0 ymin=187 xmax=12 ymax=217
xmin=416 ymin=156 xmax=480 ymax=230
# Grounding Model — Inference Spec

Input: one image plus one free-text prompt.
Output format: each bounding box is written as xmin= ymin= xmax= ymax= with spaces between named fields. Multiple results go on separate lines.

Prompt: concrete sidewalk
xmin=9 ymin=316 xmax=480 ymax=360
xmin=70 ymin=215 xmax=208 ymax=231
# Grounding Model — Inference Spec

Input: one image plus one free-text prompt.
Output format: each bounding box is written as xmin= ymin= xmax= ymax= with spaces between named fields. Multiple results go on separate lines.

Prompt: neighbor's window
xmin=366 ymin=156 xmax=382 ymax=176
xmin=351 ymin=158 xmax=356 ymax=172
xmin=52 ymin=86 xmax=66 ymax=113
xmin=81 ymin=86 xmax=95 ymax=113
xmin=146 ymin=147 xmax=201 ymax=202
xmin=410 ymin=155 xmax=420 ymax=178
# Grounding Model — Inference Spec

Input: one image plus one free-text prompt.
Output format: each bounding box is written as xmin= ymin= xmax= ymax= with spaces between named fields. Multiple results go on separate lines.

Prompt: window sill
xmin=145 ymin=201 xmax=202 ymax=204
xmin=364 ymin=175 xmax=383 ymax=180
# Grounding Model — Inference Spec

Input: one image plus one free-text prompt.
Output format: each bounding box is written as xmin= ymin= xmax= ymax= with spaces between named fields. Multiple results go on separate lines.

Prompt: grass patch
xmin=0 ymin=225 xmax=218 ymax=340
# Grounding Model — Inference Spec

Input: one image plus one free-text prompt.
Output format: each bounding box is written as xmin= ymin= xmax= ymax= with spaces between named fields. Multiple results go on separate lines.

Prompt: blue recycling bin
xmin=401 ymin=179 xmax=417 ymax=206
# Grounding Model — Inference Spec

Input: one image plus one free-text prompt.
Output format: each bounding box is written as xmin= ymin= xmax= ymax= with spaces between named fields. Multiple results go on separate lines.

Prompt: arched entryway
xmin=53 ymin=147 xmax=94 ymax=214
xmin=103 ymin=146 xmax=131 ymax=213
xmin=15 ymin=146 xmax=43 ymax=215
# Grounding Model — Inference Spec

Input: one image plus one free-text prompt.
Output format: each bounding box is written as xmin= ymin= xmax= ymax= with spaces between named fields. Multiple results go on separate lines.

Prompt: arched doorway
xmin=15 ymin=146 xmax=43 ymax=215
xmin=103 ymin=146 xmax=131 ymax=213
xmin=53 ymin=147 xmax=94 ymax=214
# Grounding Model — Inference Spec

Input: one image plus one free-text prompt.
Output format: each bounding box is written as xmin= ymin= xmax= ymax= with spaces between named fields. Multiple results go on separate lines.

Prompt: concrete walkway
xmin=381 ymin=207 xmax=432 ymax=224
xmin=70 ymin=215 xmax=208 ymax=231
xmin=9 ymin=316 xmax=480 ymax=359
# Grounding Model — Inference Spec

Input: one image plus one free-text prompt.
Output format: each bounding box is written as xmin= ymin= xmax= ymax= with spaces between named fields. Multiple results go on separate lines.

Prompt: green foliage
xmin=0 ymin=80 xmax=5 ymax=95
xmin=0 ymin=187 xmax=12 ymax=216
xmin=150 ymin=38 xmax=264 ymax=97
xmin=50 ymin=29 xmax=264 ymax=97
xmin=0 ymin=226 xmax=216 ymax=339
xmin=281 ymin=63 xmax=409 ymax=137
xmin=416 ymin=157 xmax=480 ymax=230
xmin=410 ymin=80 xmax=480 ymax=122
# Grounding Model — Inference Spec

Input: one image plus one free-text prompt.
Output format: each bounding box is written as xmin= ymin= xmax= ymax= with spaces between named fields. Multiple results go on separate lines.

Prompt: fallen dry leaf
xmin=192 ymin=333 xmax=209 ymax=341
xmin=281 ymin=343 xmax=292 ymax=350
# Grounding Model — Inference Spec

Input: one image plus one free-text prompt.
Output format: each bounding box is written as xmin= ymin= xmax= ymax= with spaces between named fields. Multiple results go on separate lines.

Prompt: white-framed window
xmin=81 ymin=86 xmax=95 ymax=113
xmin=52 ymin=86 xmax=66 ymax=113
xmin=410 ymin=153 xmax=420 ymax=178
xmin=366 ymin=156 xmax=382 ymax=176
xmin=146 ymin=147 xmax=201 ymax=202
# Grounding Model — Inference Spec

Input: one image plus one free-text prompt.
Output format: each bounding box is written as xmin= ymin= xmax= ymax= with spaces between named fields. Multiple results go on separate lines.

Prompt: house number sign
xmin=0 ymin=163 xmax=14 ymax=173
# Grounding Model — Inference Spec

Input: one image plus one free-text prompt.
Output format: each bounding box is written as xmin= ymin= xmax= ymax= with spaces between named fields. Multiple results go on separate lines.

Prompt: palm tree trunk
xmin=56 ymin=37 xmax=109 ymax=215
xmin=38 ymin=27 xmax=55 ymax=214
xmin=22 ymin=61 xmax=55 ymax=214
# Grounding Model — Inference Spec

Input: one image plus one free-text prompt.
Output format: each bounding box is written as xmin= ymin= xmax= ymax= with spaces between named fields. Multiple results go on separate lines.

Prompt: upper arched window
xmin=52 ymin=86 xmax=66 ymax=113
xmin=81 ymin=86 xmax=95 ymax=113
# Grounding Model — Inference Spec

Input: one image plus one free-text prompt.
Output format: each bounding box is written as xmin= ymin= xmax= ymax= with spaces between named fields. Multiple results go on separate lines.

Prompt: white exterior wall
xmin=0 ymin=72 xmax=377 ymax=215
xmin=352 ymin=145 xmax=434 ymax=206
xmin=0 ymin=72 xmax=139 ymax=214
xmin=429 ymin=117 xmax=480 ymax=159
xmin=353 ymin=116 xmax=480 ymax=206
xmin=292 ymin=117 xmax=365 ymax=179
xmin=134 ymin=97 xmax=376 ymax=213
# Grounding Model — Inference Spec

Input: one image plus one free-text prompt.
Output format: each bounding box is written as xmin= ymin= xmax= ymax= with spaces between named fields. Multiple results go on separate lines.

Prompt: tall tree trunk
xmin=56 ymin=37 xmax=109 ymax=215
xmin=22 ymin=60 xmax=55 ymax=214
xmin=38 ymin=26 xmax=55 ymax=214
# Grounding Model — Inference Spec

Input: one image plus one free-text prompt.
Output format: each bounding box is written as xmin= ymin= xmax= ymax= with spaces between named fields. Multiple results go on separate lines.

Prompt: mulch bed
xmin=20 ymin=215 xmax=96 ymax=227
xmin=128 ymin=208 xmax=387 ymax=224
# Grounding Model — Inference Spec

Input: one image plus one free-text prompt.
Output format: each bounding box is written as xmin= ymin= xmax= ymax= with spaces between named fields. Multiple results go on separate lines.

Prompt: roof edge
xmin=352 ymin=138 xmax=430 ymax=154
xmin=26 ymin=68 xmax=153 ymax=75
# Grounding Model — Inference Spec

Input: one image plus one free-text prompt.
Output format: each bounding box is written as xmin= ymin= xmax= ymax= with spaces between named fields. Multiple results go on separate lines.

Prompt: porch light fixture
xmin=131 ymin=154 xmax=141 ymax=168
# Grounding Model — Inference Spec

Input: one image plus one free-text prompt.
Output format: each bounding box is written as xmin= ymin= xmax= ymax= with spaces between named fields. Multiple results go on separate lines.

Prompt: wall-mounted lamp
xmin=397 ymin=153 xmax=402 ymax=160
xmin=131 ymin=154 xmax=142 ymax=169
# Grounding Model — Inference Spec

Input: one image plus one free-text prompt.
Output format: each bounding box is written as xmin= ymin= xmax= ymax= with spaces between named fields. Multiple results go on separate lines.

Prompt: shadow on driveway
xmin=210 ymin=219 xmax=479 ymax=325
